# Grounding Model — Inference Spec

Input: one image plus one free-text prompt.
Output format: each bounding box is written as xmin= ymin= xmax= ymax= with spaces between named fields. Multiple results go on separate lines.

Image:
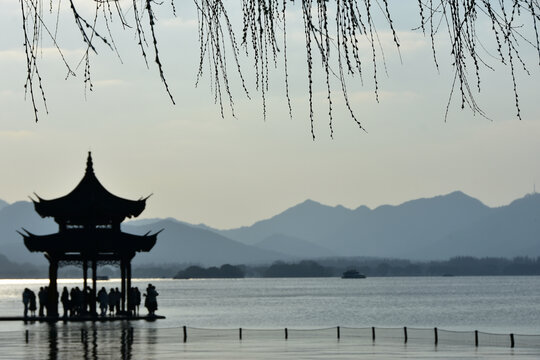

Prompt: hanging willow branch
xmin=19 ymin=0 xmax=540 ymax=138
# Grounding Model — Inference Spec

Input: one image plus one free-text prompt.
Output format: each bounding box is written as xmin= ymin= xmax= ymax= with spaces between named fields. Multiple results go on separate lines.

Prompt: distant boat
xmin=341 ymin=269 xmax=366 ymax=279
xmin=96 ymin=275 xmax=109 ymax=281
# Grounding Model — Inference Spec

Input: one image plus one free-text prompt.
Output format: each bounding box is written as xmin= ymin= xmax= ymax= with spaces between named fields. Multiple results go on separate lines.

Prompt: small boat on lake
xmin=341 ymin=269 xmax=366 ymax=279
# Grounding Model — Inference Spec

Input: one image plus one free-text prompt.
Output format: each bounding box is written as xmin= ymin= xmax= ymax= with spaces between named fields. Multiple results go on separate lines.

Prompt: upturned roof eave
xmin=21 ymin=230 xmax=157 ymax=254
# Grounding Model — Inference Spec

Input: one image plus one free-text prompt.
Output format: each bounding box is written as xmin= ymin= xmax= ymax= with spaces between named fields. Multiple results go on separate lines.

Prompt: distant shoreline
xmin=1 ymin=256 xmax=539 ymax=279
xmin=2 ymin=274 xmax=539 ymax=281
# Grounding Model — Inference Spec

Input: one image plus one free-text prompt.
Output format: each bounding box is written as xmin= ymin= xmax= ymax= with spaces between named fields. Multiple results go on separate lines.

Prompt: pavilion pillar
xmin=120 ymin=258 xmax=126 ymax=313
xmin=91 ymin=259 xmax=97 ymax=315
xmin=126 ymin=260 xmax=132 ymax=316
xmin=47 ymin=257 xmax=59 ymax=317
xmin=82 ymin=259 xmax=88 ymax=313
xmin=83 ymin=259 xmax=88 ymax=290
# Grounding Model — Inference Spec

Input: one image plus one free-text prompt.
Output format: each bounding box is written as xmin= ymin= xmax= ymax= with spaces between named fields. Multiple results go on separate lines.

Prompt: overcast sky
xmin=1 ymin=1 xmax=539 ymax=229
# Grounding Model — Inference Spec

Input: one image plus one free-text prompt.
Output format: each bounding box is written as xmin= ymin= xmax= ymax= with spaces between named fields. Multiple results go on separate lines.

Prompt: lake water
xmin=1 ymin=276 xmax=539 ymax=358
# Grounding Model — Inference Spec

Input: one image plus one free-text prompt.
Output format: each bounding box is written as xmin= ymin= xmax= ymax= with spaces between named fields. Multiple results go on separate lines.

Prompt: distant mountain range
xmin=0 ymin=191 xmax=539 ymax=266
xmin=216 ymin=191 xmax=540 ymax=260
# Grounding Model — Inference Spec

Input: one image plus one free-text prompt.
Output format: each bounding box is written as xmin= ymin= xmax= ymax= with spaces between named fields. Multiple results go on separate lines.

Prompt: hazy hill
xmin=0 ymin=252 xmax=41 ymax=277
xmin=0 ymin=201 xmax=287 ymax=266
xmin=0 ymin=201 xmax=56 ymax=264
xmin=219 ymin=199 xmax=358 ymax=246
xmin=432 ymin=193 xmax=540 ymax=258
xmin=254 ymin=233 xmax=335 ymax=259
xmin=0 ymin=199 xmax=8 ymax=211
xmin=1 ymin=192 xmax=539 ymax=265
xmin=212 ymin=191 xmax=539 ymax=260
xmin=328 ymin=191 xmax=494 ymax=259
xmin=124 ymin=220 xmax=288 ymax=266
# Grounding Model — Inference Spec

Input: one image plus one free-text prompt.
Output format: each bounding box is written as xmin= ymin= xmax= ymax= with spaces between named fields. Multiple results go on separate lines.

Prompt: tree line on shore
xmin=2 ymin=254 xmax=540 ymax=278
xmin=320 ymin=256 xmax=540 ymax=277
xmin=172 ymin=257 xmax=540 ymax=279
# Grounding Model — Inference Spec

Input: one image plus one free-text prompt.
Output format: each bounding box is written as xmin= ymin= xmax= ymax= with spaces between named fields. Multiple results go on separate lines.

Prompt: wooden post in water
xmin=183 ymin=326 xmax=187 ymax=343
xmin=510 ymin=333 xmax=515 ymax=348
xmin=337 ymin=326 xmax=340 ymax=340
xmin=474 ymin=330 xmax=479 ymax=347
xmin=372 ymin=327 xmax=376 ymax=342
xmin=285 ymin=328 xmax=288 ymax=340
xmin=25 ymin=330 xmax=29 ymax=343
xmin=404 ymin=327 xmax=408 ymax=344
xmin=434 ymin=327 xmax=438 ymax=346
xmin=239 ymin=328 xmax=242 ymax=340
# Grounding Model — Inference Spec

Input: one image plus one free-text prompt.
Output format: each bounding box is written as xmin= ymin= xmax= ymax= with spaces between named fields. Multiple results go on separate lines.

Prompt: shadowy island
xmin=174 ymin=264 xmax=245 ymax=279
xmin=262 ymin=260 xmax=333 ymax=278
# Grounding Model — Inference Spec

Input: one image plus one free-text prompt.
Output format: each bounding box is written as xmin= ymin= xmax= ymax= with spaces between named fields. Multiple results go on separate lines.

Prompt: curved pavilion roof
xmin=20 ymin=229 xmax=159 ymax=254
xmin=33 ymin=152 xmax=147 ymax=223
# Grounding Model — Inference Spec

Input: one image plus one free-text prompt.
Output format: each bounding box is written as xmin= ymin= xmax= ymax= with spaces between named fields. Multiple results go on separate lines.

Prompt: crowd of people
xmin=22 ymin=284 xmax=158 ymax=318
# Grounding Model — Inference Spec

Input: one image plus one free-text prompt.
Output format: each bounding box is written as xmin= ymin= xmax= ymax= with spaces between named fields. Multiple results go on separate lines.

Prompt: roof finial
xmin=86 ymin=151 xmax=94 ymax=174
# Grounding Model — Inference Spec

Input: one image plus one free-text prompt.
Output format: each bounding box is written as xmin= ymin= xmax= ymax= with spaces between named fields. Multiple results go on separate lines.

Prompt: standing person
xmin=76 ymin=287 xmax=84 ymax=316
xmin=108 ymin=288 xmax=115 ymax=315
xmin=97 ymin=287 xmax=109 ymax=317
xmin=134 ymin=287 xmax=141 ymax=316
xmin=22 ymin=288 xmax=31 ymax=317
xmin=69 ymin=287 xmax=77 ymax=316
xmin=144 ymin=284 xmax=159 ymax=316
xmin=38 ymin=287 xmax=46 ymax=317
xmin=28 ymin=289 xmax=37 ymax=317
xmin=70 ymin=287 xmax=79 ymax=316
xmin=60 ymin=287 xmax=70 ymax=318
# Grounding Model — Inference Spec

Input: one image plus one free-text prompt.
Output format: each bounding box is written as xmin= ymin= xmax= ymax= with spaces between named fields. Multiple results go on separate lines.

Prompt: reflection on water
xmin=48 ymin=324 xmax=57 ymax=360
xmin=6 ymin=324 xmax=539 ymax=360
xmin=31 ymin=322 xmax=134 ymax=360
xmin=78 ymin=323 xmax=99 ymax=360
xmin=2 ymin=277 xmax=540 ymax=359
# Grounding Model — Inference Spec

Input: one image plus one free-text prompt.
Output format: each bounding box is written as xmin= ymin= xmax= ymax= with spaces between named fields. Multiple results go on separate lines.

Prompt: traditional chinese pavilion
xmin=20 ymin=152 xmax=159 ymax=317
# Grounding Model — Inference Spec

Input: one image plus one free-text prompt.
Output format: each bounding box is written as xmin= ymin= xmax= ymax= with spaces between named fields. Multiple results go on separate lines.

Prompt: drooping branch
xmin=18 ymin=0 xmax=540 ymax=136
xmin=19 ymin=0 xmax=176 ymax=120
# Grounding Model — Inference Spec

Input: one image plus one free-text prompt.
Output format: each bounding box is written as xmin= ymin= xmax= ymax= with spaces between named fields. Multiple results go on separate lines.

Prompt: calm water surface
xmin=0 ymin=276 xmax=539 ymax=333
xmin=1 ymin=276 xmax=539 ymax=359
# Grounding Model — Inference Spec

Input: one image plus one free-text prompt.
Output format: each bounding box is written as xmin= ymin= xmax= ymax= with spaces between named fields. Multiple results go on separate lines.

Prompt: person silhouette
xmin=38 ymin=287 xmax=47 ymax=317
xmin=143 ymin=284 xmax=159 ymax=316
xmin=108 ymin=288 xmax=116 ymax=315
xmin=97 ymin=287 xmax=109 ymax=316
xmin=28 ymin=289 xmax=37 ymax=317
xmin=134 ymin=287 xmax=141 ymax=315
xmin=22 ymin=288 xmax=31 ymax=317
xmin=60 ymin=287 xmax=70 ymax=318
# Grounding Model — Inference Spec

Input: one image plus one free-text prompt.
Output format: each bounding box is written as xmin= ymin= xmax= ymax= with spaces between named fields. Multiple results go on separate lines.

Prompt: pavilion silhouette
xmin=19 ymin=152 xmax=160 ymax=317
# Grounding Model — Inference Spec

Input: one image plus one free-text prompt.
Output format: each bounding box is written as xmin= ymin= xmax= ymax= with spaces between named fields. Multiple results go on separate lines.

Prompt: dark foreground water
xmin=0 ymin=276 xmax=539 ymax=359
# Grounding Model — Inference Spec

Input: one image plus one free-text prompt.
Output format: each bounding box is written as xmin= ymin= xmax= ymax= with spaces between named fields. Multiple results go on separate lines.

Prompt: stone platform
xmin=0 ymin=314 xmax=165 ymax=322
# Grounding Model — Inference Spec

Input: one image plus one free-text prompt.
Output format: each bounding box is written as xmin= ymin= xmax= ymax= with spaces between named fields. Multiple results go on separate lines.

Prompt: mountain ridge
xmin=1 ymin=191 xmax=538 ymax=265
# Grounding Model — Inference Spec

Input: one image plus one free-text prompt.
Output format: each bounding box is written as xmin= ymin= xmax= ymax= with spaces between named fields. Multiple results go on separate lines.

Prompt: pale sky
xmin=1 ymin=1 xmax=539 ymax=229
